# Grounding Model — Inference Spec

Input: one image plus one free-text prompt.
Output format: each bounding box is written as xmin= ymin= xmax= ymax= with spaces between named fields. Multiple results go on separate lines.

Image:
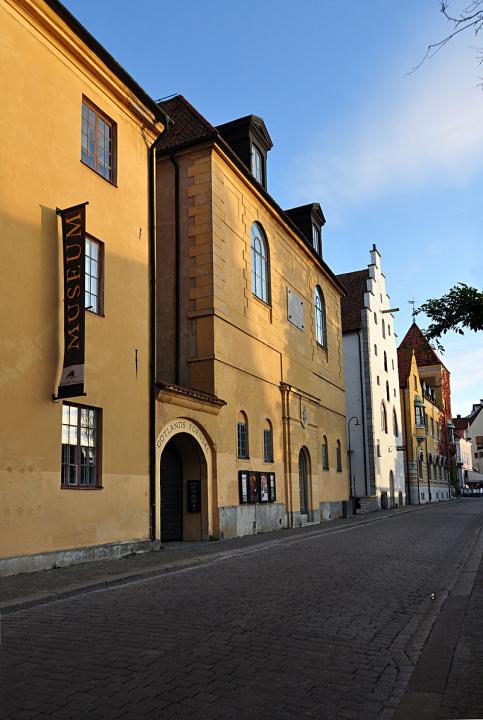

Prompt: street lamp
xmin=347 ymin=416 xmax=361 ymax=502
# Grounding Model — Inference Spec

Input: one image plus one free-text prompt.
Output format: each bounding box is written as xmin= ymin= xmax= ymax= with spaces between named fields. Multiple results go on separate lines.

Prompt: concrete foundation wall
xmin=219 ymin=503 xmax=287 ymax=539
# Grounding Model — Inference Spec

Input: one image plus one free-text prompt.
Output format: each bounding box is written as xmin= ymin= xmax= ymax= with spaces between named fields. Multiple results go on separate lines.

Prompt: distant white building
xmin=454 ymin=426 xmax=473 ymax=490
xmin=338 ymin=245 xmax=405 ymax=511
xmin=454 ymin=401 xmax=483 ymax=475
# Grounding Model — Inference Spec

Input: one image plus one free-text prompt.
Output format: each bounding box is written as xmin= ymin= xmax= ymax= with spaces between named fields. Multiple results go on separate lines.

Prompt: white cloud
xmin=294 ymin=40 xmax=483 ymax=207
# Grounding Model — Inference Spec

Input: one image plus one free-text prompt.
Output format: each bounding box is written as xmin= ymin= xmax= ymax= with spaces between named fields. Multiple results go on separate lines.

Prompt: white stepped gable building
xmin=338 ymin=245 xmax=405 ymax=511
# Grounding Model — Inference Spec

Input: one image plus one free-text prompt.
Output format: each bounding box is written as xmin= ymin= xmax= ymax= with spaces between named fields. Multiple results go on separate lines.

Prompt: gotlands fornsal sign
xmin=57 ymin=203 xmax=87 ymax=399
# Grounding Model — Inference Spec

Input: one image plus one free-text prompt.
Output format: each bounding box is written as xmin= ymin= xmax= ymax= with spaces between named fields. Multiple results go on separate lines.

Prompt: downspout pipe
xmin=148 ymin=109 xmax=170 ymax=541
xmin=402 ymin=388 xmax=412 ymax=504
xmin=357 ymin=331 xmax=369 ymax=497
xmin=169 ymin=155 xmax=181 ymax=386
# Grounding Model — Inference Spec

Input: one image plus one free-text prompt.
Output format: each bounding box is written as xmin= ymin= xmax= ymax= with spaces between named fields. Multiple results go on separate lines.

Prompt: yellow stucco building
xmin=153 ymin=96 xmax=349 ymax=540
xmin=398 ymin=325 xmax=453 ymax=504
xmin=0 ymin=0 xmax=166 ymax=572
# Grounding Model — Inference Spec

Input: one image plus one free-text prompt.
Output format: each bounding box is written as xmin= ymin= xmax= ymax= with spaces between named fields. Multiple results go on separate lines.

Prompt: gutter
xmin=44 ymin=0 xmax=169 ymax=127
xmin=148 ymin=119 xmax=171 ymax=541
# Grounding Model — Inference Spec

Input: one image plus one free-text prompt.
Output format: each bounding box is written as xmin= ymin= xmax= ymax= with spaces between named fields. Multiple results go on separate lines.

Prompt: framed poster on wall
xmin=187 ymin=480 xmax=201 ymax=512
xmin=259 ymin=473 xmax=269 ymax=502
xmin=248 ymin=472 xmax=259 ymax=504
xmin=239 ymin=471 xmax=248 ymax=504
xmin=268 ymin=473 xmax=276 ymax=502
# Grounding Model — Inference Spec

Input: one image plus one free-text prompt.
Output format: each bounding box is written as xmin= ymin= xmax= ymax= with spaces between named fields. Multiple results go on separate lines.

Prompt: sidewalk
xmin=0 ymin=502 xmax=444 ymax=616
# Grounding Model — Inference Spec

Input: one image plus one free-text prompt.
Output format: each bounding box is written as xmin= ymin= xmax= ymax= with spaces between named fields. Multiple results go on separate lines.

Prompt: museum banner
xmin=57 ymin=202 xmax=87 ymax=399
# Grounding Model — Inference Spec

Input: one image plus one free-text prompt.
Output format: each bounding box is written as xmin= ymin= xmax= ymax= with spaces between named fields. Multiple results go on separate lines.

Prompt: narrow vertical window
xmin=386 ymin=381 xmax=390 ymax=402
xmin=312 ymin=223 xmax=321 ymax=254
xmin=382 ymin=319 xmax=386 ymax=338
xmin=237 ymin=412 xmax=249 ymax=459
xmin=314 ymin=286 xmax=327 ymax=347
xmin=61 ymin=404 xmax=101 ymax=487
xmin=263 ymin=420 xmax=274 ymax=462
xmin=381 ymin=402 xmax=388 ymax=433
xmin=322 ymin=436 xmax=329 ymax=470
xmin=85 ymin=237 xmax=104 ymax=314
xmin=81 ymin=99 xmax=116 ymax=182
xmin=393 ymin=409 xmax=398 ymax=437
xmin=251 ymin=223 xmax=270 ymax=303
xmin=251 ymin=144 xmax=263 ymax=184
xmin=336 ymin=440 xmax=342 ymax=472
xmin=383 ymin=351 xmax=387 ymax=372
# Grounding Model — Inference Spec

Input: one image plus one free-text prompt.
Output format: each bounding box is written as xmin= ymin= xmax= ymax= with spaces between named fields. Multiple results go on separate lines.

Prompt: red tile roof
xmin=398 ymin=322 xmax=445 ymax=368
xmin=156 ymin=95 xmax=217 ymax=153
xmin=397 ymin=346 xmax=413 ymax=387
xmin=337 ymin=269 xmax=369 ymax=332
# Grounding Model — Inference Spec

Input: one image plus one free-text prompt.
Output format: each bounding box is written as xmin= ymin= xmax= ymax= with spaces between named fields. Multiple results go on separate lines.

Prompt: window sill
xmin=237 ymin=457 xmax=250 ymax=462
xmin=61 ymin=485 xmax=103 ymax=490
xmin=251 ymin=293 xmax=271 ymax=309
xmin=86 ymin=308 xmax=105 ymax=318
xmin=81 ymin=159 xmax=117 ymax=187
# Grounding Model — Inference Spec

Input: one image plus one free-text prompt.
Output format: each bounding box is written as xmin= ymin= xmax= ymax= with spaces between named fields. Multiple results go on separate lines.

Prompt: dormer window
xmin=251 ymin=144 xmax=264 ymax=184
xmin=312 ymin=223 xmax=321 ymax=254
xmin=216 ymin=115 xmax=273 ymax=191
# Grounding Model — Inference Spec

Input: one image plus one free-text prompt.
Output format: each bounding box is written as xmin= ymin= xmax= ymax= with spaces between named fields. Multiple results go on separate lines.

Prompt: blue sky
xmin=64 ymin=0 xmax=483 ymax=416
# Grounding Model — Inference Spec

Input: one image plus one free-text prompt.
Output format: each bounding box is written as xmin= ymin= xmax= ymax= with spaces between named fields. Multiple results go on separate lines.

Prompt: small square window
xmin=81 ymin=98 xmax=117 ymax=183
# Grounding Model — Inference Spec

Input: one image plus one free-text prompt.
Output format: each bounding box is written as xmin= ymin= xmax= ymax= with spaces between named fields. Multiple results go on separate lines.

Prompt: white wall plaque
xmin=287 ymin=287 xmax=304 ymax=330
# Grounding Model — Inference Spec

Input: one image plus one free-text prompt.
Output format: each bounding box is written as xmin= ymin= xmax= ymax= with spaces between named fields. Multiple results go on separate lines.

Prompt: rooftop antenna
xmin=408 ymin=298 xmax=417 ymax=321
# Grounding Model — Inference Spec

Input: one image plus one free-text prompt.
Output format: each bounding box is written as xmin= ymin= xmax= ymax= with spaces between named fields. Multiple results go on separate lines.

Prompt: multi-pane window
xmin=237 ymin=412 xmax=249 ymax=459
xmin=336 ymin=440 xmax=342 ymax=472
xmin=415 ymin=405 xmax=425 ymax=428
xmin=251 ymin=223 xmax=269 ymax=303
xmin=312 ymin=223 xmax=321 ymax=254
xmin=61 ymin=404 xmax=100 ymax=487
xmin=81 ymin=99 xmax=115 ymax=182
xmin=322 ymin=436 xmax=329 ymax=470
xmin=314 ymin=286 xmax=327 ymax=347
xmin=251 ymin=144 xmax=263 ymax=184
xmin=85 ymin=237 xmax=103 ymax=314
xmin=263 ymin=420 xmax=274 ymax=462
xmin=430 ymin=417 xmax=435 ymax=436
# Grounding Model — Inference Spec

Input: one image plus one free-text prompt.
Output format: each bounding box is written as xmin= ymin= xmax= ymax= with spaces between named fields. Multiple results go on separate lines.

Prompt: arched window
xmin=237 ymin=411 xmax=249 ymax=459
xmin=386 ymin=381 xmax=390 ymax=402
xmin=322 ymin=435 xmax=329 ymax=470
xmin=263 ymin=419 xmax=273 ymax=462
xmin=336 ymin=440 xmax=342 ymax=472
xmin=381 ymin=402 xmax=388 ymax=434
xmin=382 ymin=319 xmax=386 ymax=338
xmin=314 ymin=286 xmax=327 ymax=347
xmin=383 ymin=351 xmax=388 ymax=372
xmin=251 ymin=223 xmax=269 ymax=303
xmin=393 ymin=409 xmax=398 ymax=437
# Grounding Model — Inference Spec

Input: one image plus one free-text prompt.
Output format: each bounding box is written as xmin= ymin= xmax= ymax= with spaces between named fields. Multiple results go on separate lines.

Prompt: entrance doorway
xmin=160 ymin=432 xmax=208 ymax=542
xmin=299 ymin=448 xmax=309 ymax=515
xmin=160 ymin=443 xmax=183 ymax=541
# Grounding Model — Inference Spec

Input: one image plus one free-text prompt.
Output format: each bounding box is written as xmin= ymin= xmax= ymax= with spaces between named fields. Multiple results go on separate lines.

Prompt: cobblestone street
xmin=1 ymin=500 xmax=482 ymax=720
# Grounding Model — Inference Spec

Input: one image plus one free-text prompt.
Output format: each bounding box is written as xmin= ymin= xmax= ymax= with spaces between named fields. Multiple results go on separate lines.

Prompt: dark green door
xmin=161 ymin=443 xmax=183 ymax=541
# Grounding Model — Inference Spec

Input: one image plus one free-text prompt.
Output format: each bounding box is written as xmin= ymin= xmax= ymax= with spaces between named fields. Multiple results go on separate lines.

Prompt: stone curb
xmin=0 ymin=501 xmax=453 ymax=617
